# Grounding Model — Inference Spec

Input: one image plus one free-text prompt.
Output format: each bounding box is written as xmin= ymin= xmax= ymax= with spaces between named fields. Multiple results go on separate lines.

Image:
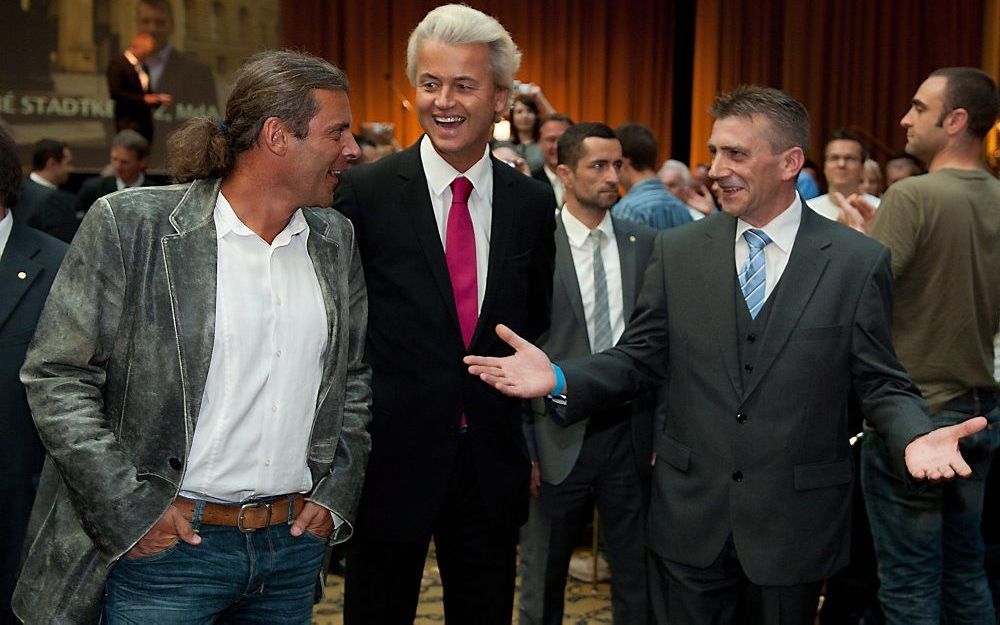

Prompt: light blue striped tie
xmin=739 ymin=229 xmax=772 ymax=319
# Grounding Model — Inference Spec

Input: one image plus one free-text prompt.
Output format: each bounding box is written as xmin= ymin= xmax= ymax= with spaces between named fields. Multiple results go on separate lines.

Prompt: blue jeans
xmin=102 ymin=500 xmax=327 ymax=624
xmin=861 ymin=399 xmax=1000 ymax=625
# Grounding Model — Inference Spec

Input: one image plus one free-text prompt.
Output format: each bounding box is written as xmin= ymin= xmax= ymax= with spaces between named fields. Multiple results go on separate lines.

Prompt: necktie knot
xmin=743 ymin=228 xmax=771 ymax=252
xmin=450 ymin=176 xmax=473 ymax=204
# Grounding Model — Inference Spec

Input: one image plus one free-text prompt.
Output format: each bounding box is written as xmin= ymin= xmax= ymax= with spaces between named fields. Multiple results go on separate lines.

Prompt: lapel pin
xmin=629 ymin=235 xmax=636 ymax=243
xmin=17 ymin=271 xmax=27 ymax=280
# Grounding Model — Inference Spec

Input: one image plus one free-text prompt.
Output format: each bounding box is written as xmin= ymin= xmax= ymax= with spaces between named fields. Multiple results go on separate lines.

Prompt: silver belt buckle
xmin=237 ymin=501 xmax=272 ymax=533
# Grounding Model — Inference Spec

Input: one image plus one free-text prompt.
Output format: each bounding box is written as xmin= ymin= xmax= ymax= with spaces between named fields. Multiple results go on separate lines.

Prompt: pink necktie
xmin=446 ymin=176 xmax=478 ymax=348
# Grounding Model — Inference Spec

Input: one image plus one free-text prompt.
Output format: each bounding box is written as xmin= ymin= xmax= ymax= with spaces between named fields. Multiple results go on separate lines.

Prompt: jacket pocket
xmin=655 ymin=433 xmax=691 ymax=472
xmin=793 ymin=457 xmax=852 ymax=490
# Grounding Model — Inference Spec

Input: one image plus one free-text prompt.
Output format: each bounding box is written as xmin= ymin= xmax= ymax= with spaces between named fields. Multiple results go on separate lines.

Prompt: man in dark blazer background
xmin=467 ymin=86 xmax=986 ymax=625
xmin=335 ymin=5 xmax=555 ymax=625
xmin=0 ymin=130 xmax=66 ymax=625
xmin=13 ymin=139 xmax=76 ymax=243
xmin=518 ymin=122 xmax=658 ymax=625
xmin=107 ymin=33 xmax=172 ymax=144
xmin=74 ymin=130 xmax=157 ymax=220
xmin=530 ymin=114 xmax=574 ymax=209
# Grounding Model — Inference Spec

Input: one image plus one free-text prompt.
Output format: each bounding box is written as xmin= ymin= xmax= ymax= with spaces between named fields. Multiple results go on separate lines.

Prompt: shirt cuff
xmin=549 ymin=363 xmax=566 ymax=397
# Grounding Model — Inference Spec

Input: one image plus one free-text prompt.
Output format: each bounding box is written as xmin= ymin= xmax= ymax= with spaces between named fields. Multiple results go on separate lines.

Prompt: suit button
xmin=736 ymin=413 xmax=747 ymax=424
xmin=168 ymin=456 xmax=182 ymax=471
xmin=747 ymin=333 xmax=756 ymax=343
xmin=744 ymin=363 xmax=753 ymax=373
xmin=732 ymin=471 xmax=743 ymax=482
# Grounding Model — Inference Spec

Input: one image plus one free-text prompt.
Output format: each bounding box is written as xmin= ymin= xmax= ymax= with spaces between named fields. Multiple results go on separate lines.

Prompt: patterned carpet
xmin=312 ymin=547 xmax=612 ymax=624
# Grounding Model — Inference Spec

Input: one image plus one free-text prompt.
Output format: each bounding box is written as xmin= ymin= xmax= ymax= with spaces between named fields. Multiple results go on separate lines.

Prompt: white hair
xmin=658 ymin=159 xmax=691 ymax=184
xmin=406 ymin=4 xmax=522 ymax=90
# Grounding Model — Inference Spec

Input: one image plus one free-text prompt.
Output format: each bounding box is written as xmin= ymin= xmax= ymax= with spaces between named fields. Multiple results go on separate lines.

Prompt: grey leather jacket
xmin=12 ymin=178 xmax=372 ymax=624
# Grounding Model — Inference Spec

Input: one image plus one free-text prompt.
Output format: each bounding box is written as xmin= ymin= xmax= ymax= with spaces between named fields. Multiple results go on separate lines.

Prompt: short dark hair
xmin=111 ymin=129 xmax=150 ymax=159
xmin=615 ymin=123 xmax=658 ymax=172
xmin=887 ymin=152 xmax=925 ymax=174
xmin=138 ymin=0 xmax=173 ymax=21
xmin=929 ymin=67 xmax=999 ymax=139
xmin=31 ymin=138 xmax=68 ymax=172
xmin=557 ymin=122 xmax=617 ymax=170
xmin=710 ymin=85 xmax=810 ymax=152
xmin=540 ymin=113 xmax=575 ymax=129
xmin=0 ymin=130 xmax=22 ymax=209
xmin=826 ymin=129 xmax=869 ymax=162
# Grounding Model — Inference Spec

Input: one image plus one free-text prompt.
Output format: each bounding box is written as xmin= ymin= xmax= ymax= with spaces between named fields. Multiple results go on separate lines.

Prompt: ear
xmin=781 ymin=146 xmax=805 ymax=182
xmin=555 ymin=163 xmax=573 ymax=188
xmin=493 ymin=87 xmax=510 ymax=121
xmin=944 ymin=108 xmax=969 ymax=137
xmin=260 ymin=116 xmax=289 ymax=155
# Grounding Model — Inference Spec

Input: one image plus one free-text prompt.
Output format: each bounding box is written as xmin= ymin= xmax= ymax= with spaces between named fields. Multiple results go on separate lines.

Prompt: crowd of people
xmin=1 ymin=3 xmax=999 ymax=625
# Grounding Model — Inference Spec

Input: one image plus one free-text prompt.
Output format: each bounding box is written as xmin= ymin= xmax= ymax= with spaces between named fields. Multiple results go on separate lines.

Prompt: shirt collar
xmin=735 ymin=193 xmax=802 ymax=255
xmin=123 ymin=50 xmax=141 ymax=67
xmin=214 ymin=192 xmax=309 ymax=245
xmin=562 ymin=207 xmax=615 ymax=249
xmin=29 ymin=172 xmax=57 ymax=189
xmin=147 ymin=44 xmax=172 ymax=66
xmin=117 ymin=172 xmax=145 ymax=191
xmin=0 ymin=210 xmax=12 ymax=259
xmin=420 ymin=135 xmax=491 ymax=201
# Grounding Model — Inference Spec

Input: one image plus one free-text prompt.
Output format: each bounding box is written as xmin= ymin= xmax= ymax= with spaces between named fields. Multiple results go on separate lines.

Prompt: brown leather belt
xmin=174 ymin=494 xmax=305 ymax=533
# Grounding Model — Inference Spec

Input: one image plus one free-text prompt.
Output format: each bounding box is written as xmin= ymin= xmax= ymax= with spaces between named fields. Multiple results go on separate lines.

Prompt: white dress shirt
xmin=0 ymin=210 xmax=12 ymax=259
xmin=544 ymin=165 xmax=566 ymax=209
xmin=809 ymin=192 xmax=880 ymax=221
xmin=562 ymin=209 xmax=625 ymax=346
xmin=734 ymin=195 xmax=803 ymax=305
xmin=116 ymin=172 xmax=146 ymax=191
xmin=179 ymin=193 xmax=327 ymax=503
xmin=421 ymin=135 xmax=492 ymax=312
xmin=28 ymin=172 xmax=56 ymax=189
xmin=142 ymin=44 xmax=172 ymax=91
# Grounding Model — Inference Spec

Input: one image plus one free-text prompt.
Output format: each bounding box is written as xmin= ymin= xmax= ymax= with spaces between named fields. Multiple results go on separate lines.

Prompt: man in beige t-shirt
xmin=859 ymin=67 xmax=1000 ymax=625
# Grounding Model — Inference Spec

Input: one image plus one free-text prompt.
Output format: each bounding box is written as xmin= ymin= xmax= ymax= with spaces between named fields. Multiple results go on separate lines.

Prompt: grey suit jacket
xmin=556 ymin=204 xmax=932 ymax=585
xmin=525 ymin=216 xmax=659 ymax=484
xmin=13 ymin=179 xmax=372 ymax=624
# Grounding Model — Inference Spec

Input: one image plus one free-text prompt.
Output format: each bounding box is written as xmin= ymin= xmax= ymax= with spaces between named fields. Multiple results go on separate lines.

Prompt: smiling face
xmin=512 ymin=99 xmax=537 ymax=136
xmin=823 ymin=139 xmax=864 ymax=194
xmin=901 ymin=76 xmax=950 ymax=165
xmin=559 ymin=136 xmax=622 ymax=214
xmin=284 ymin=89 xmax=359 ymax=207
xmin=415 ymin=40 xmax=509 ymax=173
xmin=707 ymin=114 xmax=801 ymax=227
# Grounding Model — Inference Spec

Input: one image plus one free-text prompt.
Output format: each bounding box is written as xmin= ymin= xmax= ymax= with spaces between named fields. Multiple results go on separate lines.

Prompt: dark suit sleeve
xmin=107 ymin=57 xmax=145 ymax=104
xmin=851 ymin=246 xmax=933 ymax=472
xmin=524 ymin=193 xmax=556 ymax=343
xmin=557 ymin=233 xmax=670 ymax=425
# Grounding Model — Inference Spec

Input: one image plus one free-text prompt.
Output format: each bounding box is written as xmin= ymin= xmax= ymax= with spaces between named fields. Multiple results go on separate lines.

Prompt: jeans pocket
xmin=301 ymin=530 xmax=330 ymax=545
xmin=121 ymin=539 xmax=182 ymax=564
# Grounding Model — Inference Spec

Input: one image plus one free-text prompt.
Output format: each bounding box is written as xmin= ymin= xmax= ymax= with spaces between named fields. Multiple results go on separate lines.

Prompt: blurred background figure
xmin=885 ymin=153 xmax=926 ymax=188
xmin=74 ymin=130 xmax=156 ymax=220
xmin=492 ymin=140 xmax=531 ymax=176
xmin=658 ymin=158 xmax=717 ymax=221
xmin=12 ymin=139 xmax=77 ymax=243
xmin=107 ymin=32 xmax=173 ymax=144
xmin=860 ymin=158 xmax=884 ymax=197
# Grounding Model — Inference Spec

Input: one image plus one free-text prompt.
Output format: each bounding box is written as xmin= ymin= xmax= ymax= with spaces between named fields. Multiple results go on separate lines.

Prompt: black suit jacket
xmin=526 ymin=216 xmax=659 ymax=484
xmin=557 ymin=204 xmax=932 ymax=585
xmin=13 ymin=179 xmax=77 ymax=243
xmin=74 ymin=175 xmax=156 ymax=219
xmin=334 ymin=141 xmax=556 ymax=540
xmin=107 ymin=54 xmax=153 ymax=141
xmin=531 ymin=166 xmax=551 ymax=188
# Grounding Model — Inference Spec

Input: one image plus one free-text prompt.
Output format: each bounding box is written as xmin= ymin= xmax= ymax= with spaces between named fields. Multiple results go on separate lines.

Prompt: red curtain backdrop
xmin=690 ymin=0 xmax=987 ymax=167
xmin=282 ymin=1 xmax=994 ymax=169
xmin=282 ymin=0 xmax=677 ymax=156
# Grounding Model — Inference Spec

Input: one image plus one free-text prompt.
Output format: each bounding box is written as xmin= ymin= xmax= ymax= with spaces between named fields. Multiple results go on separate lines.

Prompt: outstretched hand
xmin=464 ymin=324 xmax=555 ymax=398
xmin=904 ymin=416 xmax=988 ymax=481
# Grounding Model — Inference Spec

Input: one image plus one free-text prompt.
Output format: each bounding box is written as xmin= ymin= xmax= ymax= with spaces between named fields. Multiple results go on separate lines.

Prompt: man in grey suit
xmin=467 ymin=86 xmax=985 ymax=625
xmin=518 ymin=122 xmax=658 ymax=625
xmin=13 ymin=51 xmax=370 ymax=624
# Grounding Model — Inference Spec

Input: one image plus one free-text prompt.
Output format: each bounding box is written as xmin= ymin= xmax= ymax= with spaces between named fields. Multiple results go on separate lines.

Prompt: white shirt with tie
xmin=734 ymin=194 xmax=802 ymax=305
xmin=561 ymin=208 xmax=625 ymax=346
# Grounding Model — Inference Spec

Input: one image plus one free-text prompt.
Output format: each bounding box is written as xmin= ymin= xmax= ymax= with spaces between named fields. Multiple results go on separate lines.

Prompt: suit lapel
xmin=612 ymin=217 xmax=639 ymax=320
xmin=473 ymin=158 xmax=516 ymax=346
xmin=303 ymin=211 xmax=341 ymax=412
xmin=0 ymin=224 xmax=43 ymax=331
xmin=398 ymin=145 xmax=464 ymax=342
xmin=554 ymin=220 xmax=587 ymax=335
xmin=701 ymin=215 xmax=742 ymax=396
xmin=740 ymin=208 xmax=830 ymax=401
xmin=161 ymin=179 xmax=219 ymax=437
